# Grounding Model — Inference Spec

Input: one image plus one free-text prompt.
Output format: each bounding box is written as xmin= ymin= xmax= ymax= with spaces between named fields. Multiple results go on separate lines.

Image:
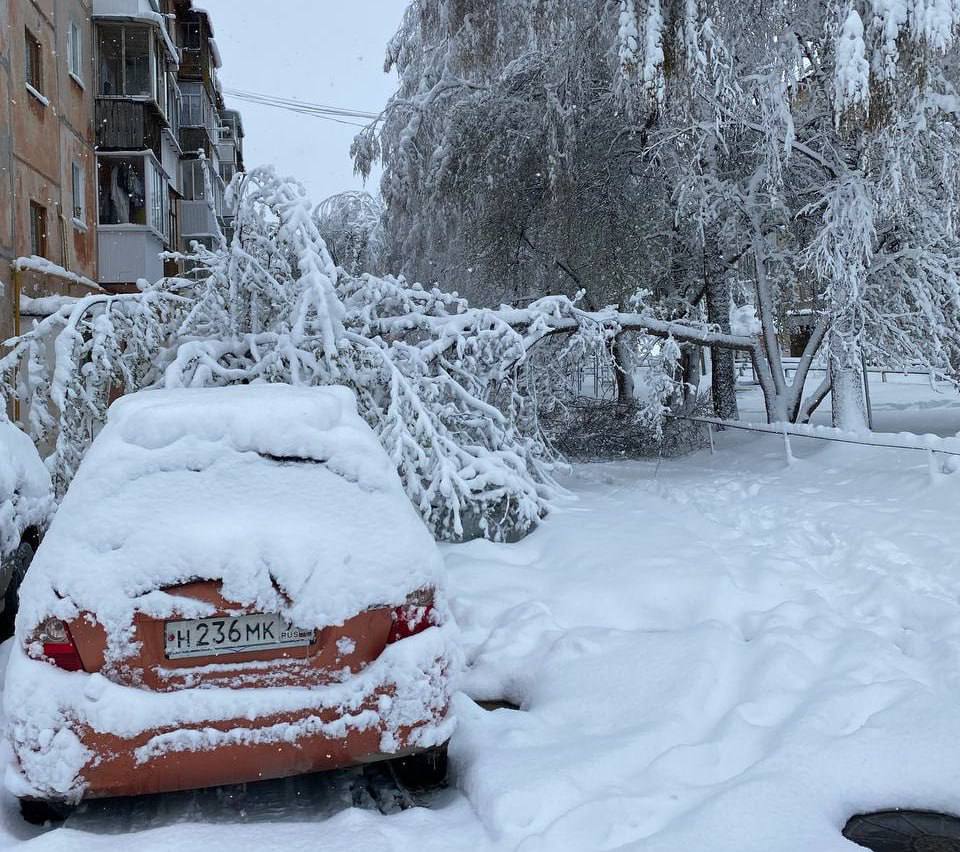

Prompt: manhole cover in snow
xmin=843 ymin=811 xmax=960 ymax=852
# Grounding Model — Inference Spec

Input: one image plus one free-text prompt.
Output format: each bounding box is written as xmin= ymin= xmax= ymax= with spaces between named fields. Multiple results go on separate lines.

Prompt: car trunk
xmin=67 ymin=580 xmax=394 ymax=691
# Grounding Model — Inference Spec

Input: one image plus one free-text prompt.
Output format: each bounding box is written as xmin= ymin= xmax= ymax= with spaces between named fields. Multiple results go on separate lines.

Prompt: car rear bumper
xmin=70 ymin=705 xmax=447 ymax=799
xmin=5 ymin=630 xmax=456 ymax=803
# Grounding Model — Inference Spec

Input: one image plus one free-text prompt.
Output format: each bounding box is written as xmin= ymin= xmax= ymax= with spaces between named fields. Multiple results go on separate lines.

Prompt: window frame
xmin=24 ymin=28 xmax=43 ymax=96
xmin=97 ymin=152 xmax=168 ymax=240
xmin=71 ymin=162 xmax=86 ymax=225
xmin=179 ymin=21 xmax=202 ymax=51
xmin=68 ymin=20 xmax=83 ymax=83
xmin=96 ymin=24 xmax=159 ymax=102
xmin=29 ymin=201 xmax=48 ymax=258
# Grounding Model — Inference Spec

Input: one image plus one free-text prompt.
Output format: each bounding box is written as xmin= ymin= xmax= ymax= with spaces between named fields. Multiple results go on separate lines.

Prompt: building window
xmin=180 ymin=91 xmax=205 ymax=128
xmin=68 ymin=21 xmax=83 ymax=81
xmin=150 ymin=164 xmax=165 ymax=236
xmin=98 ymin=156 xmax=167 ymax=237
xmin=168 ymin=76 xmax=181 ymax=137
xmin=181 ymin=159 xmax=207 ymax=201
xmin=98 ymin=158 xmax=146 ymax=226
xmin=29 ymin=202 xmax=48 ymax=258
xmin=71 ymin=162 xmax=85 ymax=223
xmin=178 ymin=22 xmax=202 ymax=51
xmin=25 ymin=29 xmax=43 ymax=95
xmin=97 ymin=25 xmax=155 ymax=98
xmin=168 ymin=193 xmax=179 ymax=249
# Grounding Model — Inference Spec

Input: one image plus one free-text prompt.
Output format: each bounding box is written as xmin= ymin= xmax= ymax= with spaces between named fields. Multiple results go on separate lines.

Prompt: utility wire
xmin=226 ymin=87 xmax=379 ymax=119
xmin=223 ymin=87 xmax=380 ymax=127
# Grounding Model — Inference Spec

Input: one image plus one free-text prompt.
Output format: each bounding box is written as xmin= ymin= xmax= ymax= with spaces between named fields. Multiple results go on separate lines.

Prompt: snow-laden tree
xmin=0 ymin=170 xmax=651 ymax=538
xmin=315 ymin=191 xmax=384 ymax=276
xmin=616 ymin=0 xmax=960 ymax=428
xmin=2 ymin=165 xmax=742 ymax=534
xmin=162 ymin=167 xmax=565 ymax=540
xmin=0 ymin=290 xmax=183 ymax=494
xmin=362 ymin=0 xmax=960 ymax=430
xmin=354 ymin=0 xmax=748 ymax=421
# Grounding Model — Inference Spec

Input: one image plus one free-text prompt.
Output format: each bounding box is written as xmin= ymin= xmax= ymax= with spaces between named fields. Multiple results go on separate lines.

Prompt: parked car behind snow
xmin=5 ymin=385 xmax=456 ymax=823
xmin=0 ymin=418 xmax=53 ymax=638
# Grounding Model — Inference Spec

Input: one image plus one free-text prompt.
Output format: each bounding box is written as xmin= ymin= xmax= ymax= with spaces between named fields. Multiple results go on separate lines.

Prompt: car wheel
xmin=18 ymin=799 xmax=73 ymax=826
xmin=389 ymin=742 xmax=449 ymax=790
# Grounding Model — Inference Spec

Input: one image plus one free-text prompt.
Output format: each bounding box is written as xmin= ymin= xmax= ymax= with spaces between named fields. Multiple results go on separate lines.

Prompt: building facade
xmin=0 ymin=0 xmax=244 ymax=314
xmin=92 ymin=0 xmax=242 ymax=291
xmin=0 ymin=0 xmax=101 ymax=341
xmin=173 ymin=1 xmax=230 ymax=253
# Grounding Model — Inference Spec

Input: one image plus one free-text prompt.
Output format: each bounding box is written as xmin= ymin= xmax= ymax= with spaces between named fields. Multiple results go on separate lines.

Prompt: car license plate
xmin=165 ymin=613 xmax=314 ymax=660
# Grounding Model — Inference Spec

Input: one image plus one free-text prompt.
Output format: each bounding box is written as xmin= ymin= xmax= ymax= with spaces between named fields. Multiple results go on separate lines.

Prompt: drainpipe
xmin=11 ymin=264 xmax=21 ymax=423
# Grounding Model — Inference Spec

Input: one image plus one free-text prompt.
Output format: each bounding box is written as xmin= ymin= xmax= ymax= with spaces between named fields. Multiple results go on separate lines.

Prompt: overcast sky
xmin=200 ymin=1 xmax=406 ymax=203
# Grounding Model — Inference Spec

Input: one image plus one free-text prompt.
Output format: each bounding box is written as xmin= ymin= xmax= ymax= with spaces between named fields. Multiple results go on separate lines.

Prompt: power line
xmin=223 ymin=87 xmax=380 ymax=127
xmin=226 ymin=88 xmax=379 ymax=119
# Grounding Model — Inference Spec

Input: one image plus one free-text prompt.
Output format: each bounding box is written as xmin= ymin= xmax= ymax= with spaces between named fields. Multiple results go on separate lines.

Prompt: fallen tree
xmin=0 ymin=169 xmax=677 ymax=540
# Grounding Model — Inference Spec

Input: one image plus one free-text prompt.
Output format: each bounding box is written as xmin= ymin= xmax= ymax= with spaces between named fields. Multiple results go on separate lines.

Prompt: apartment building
xmin=0 ymin=0 xmax=101 ymax=341
xmin=92 ymin=0 xmax=242 ymax=291
xmin=1 ymin=0 xmax=245 ymax=311
xmin=173 ymin=1 xmax=230 ymax=252
xmin=92 ymin=0 xmax=181 ymax=290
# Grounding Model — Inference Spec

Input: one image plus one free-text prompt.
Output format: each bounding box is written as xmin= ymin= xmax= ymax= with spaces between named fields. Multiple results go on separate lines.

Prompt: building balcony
xmin=93 ymin=0 xmax=177 ymax=61
xmin=96 ymin=99 xmax=163 ymax=155
xmin=179 ymin=126 xmax=215 ymax=156
xmin=93 ymin=0 xmax=161 ymax=18
xmin=179 ymin=200 xmax=220 ymax=239
xmin=97 ymin=225 xmax=165 ymax=286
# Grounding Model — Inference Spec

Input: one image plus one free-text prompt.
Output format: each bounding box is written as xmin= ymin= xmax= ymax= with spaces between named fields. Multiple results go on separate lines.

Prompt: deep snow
xmin=3 ymin=376 xmax=960 ymax=850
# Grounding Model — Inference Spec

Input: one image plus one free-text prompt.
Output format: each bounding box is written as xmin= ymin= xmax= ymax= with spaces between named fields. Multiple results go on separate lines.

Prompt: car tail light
xmin=34 ymin=617 xmax=84 ymax=672
xmin=387 ymin=589 xmax=435 ymax=644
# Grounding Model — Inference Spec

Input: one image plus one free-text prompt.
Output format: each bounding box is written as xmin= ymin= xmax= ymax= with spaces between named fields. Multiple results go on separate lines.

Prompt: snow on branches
xmin=835 ymin=8 xmax=871 ymax=123
xmin=0 ymin=165 xmax=722 ymax=539
xmin=0 ymin=290 xmax=184 ymax=494
xmin=160 ymin=167 xmax=564 ymax=541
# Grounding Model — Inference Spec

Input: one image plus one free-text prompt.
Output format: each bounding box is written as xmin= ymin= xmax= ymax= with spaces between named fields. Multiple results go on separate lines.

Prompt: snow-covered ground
xmin=3 ymin=376 xmax=960 ymax=850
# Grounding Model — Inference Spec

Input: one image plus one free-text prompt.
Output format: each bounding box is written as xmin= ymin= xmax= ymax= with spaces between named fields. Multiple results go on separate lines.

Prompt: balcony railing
xmin=95 ymin=99 xmax=162 ymax=155
xmin=179 ymin=200 xmax=220 ymax=238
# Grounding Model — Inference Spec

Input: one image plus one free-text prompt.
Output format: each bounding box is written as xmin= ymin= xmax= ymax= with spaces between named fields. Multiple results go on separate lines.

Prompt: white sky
xmin=200 ymin=0 xmax=406 ymax=203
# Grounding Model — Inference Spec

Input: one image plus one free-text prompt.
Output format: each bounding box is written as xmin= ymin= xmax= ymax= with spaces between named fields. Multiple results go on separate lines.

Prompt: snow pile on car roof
xmin=0 ymin=419 xmax=53 ymax=558
xmin=16 ymin=385 xmax=442 ymax=655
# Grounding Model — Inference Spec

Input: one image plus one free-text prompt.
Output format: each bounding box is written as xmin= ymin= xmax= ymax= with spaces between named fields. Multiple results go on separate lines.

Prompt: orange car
xmin=5 ymin=386 xmax=456 ymax=823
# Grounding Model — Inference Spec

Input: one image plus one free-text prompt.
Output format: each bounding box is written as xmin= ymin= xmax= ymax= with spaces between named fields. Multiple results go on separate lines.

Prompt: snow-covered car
xmin=0 ymin=419 xmax=54 ymax=638
xmin=4 ymin=385 xmax=456 ymax=822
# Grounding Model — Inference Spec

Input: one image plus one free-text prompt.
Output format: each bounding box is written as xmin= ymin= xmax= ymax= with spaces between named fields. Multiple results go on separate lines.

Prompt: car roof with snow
xmin=16 ymin=385 xmax=441 ymax=640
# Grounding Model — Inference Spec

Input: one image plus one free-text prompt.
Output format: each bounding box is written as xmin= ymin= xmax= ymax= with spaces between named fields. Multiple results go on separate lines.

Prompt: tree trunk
xmin=680 ymin=344 xmax=703 ymax=413
xmin=612 ymin=332 xmax=635 ymax=402
xmin=704 ymin=233 xmax=739 ymax=421
xmin=828 ymin=329 xmax=869 ymax=431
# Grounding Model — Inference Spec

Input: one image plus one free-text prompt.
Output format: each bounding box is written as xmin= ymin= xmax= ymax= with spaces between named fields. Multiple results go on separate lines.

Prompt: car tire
xmin=18 ymin=799 xmax=73 ymax=826
xmin=389 ymin=742 xmax=449 ymax=790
